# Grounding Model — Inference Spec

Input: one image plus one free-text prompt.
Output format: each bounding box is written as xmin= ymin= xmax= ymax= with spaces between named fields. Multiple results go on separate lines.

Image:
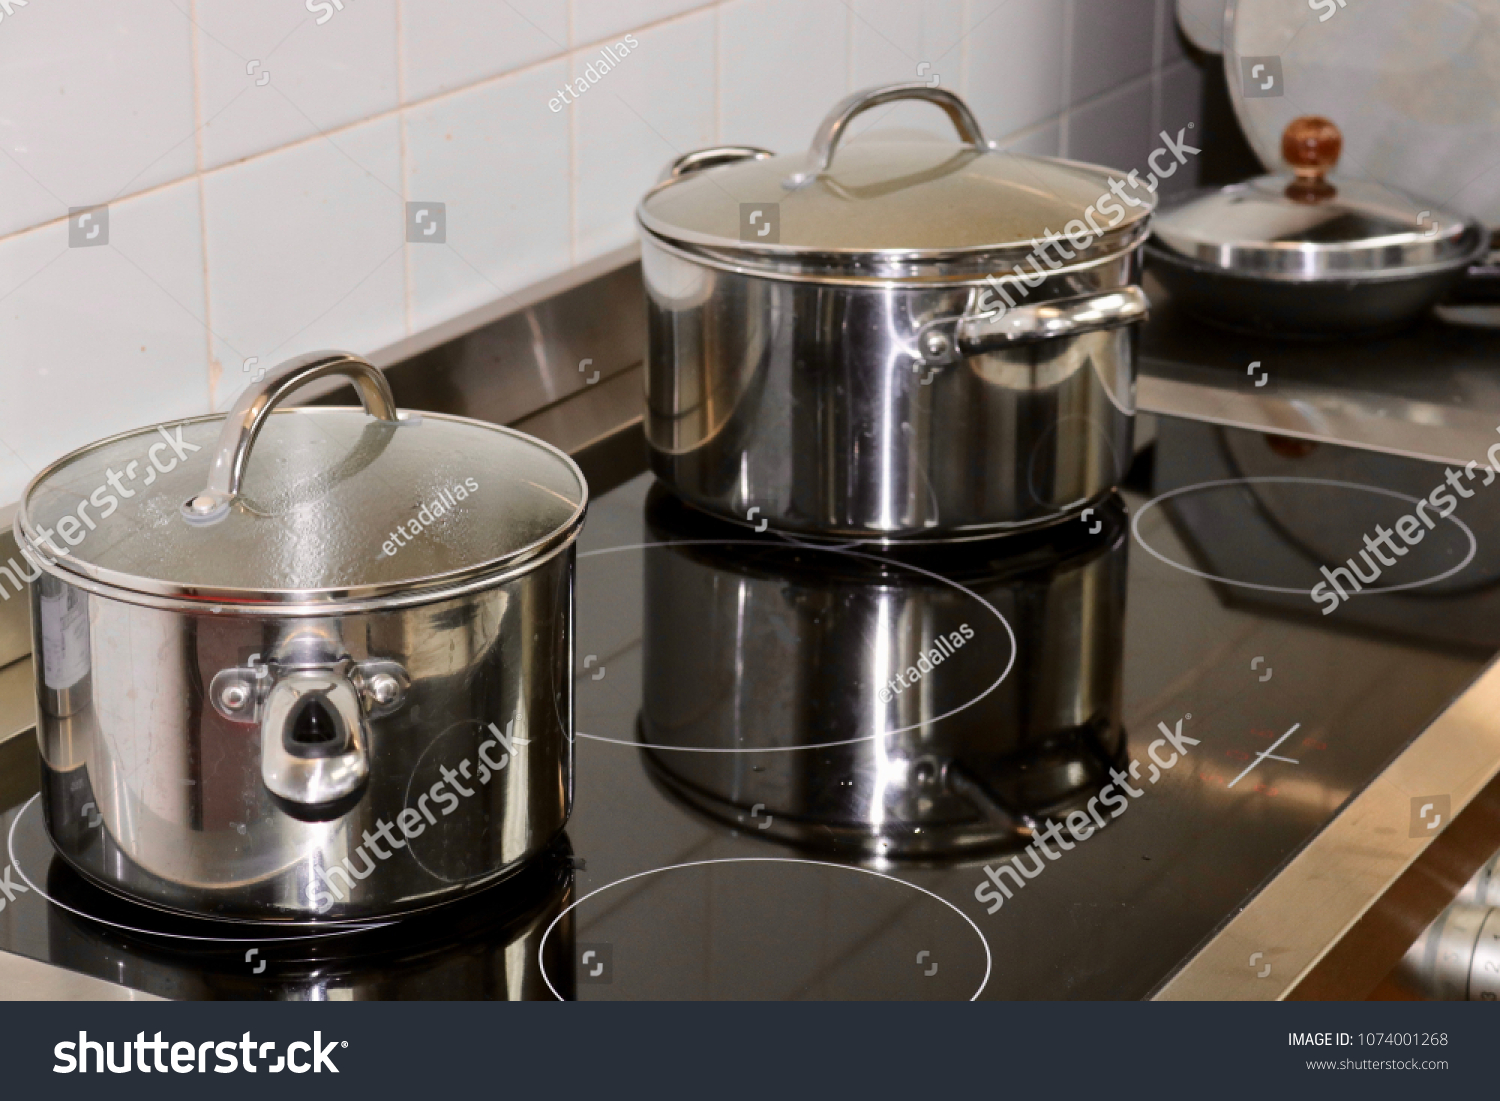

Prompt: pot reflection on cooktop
xmin=631 ymin=485 xmax=1129 ymax=862
xmin=6 ymin=793 xmax=574 ymax=1001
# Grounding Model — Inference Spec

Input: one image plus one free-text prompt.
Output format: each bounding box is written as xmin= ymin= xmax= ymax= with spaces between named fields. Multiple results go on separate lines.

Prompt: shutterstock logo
xmin=54 ymin=1032 xmax=344 ymax=1074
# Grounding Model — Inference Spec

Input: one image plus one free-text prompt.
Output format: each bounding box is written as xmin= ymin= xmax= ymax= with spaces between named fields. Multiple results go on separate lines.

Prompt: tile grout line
xmin=567 ymin=0 xmax=578 ymax=267
xmin=1060 ymin=0 xmax=1075 ymax=158
xmin=0 ymin=6 xmax=713 ymax=252
xmin=188 ymin=0 xmax=218 ymax=413
xmin=396 ymin=0 xmax=414 ymax=338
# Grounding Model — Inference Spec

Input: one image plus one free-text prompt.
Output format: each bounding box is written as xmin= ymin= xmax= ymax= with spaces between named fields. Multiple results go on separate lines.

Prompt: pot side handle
xmin=657 ymin=146 xmax=773 ymax=184
xmin=259 ymin=669 xmax=372 ymax=823
xmin=785 ymin=82 xmax=988 ymax=188
xmin=956 ymin=286 xmax=1150 ymax=352
xmin=181 ymin=350 xmax=404 ymax=525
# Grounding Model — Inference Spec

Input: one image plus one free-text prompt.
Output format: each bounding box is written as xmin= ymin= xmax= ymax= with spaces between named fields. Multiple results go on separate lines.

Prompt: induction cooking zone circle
xmin=1132 ymin=477 xmax=1477 ymax=600
xmin=538 ymin=857 xmax=991 ymax=1000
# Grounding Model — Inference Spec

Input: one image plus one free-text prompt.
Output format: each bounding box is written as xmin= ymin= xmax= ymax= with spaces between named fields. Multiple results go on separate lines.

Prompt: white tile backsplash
xmin=573 ymin=0 xmax=714 ymax=47
xmin=847 ymin=0 xmax=966 ymax=140
xmin=719 ymin=0 xmax=849 ymax=154
xmin=202 ymin=116 xmax=406 ymax=410
xmin=1070 ymin=0 xmax=1156 ymax=105
xmin=1067 ymin=76 xmax=1155 ymax=172
xmin=400 ymin=0 xmax=568 ymax=103
xmin=0 ymin=179 xmax=208 ymax=505
xmin=0 ymin=1 xmax=197 ymax=238
xmin=962 ymin=0 xmax=1067 ymax=142
xmin=195 ymin=0 xmax=400 ymax=171
xmin=574 ymin=11 xmax=716 ymax=261
xmin=404 ymin=61 xmax=573 ymax=330
xmin=0 ymin=0 xmax=1194 ymax=503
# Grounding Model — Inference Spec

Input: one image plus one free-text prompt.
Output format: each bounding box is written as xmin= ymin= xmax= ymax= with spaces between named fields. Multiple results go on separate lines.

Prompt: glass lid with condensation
xmin=638 ymin=141 xmax=1154 ymax=271
xmin=17 ymin=409 xmax=587 ymax=606
xmin=1150 ymin=175 xmax=1485 ymax=279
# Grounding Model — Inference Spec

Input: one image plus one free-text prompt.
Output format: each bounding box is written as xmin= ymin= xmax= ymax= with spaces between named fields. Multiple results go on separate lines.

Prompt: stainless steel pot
xmin=1145 ymin=116 xmax=1492 ymax=336
xmin=637 ymin=82 xmax=1153 ymax=541
xmin=637 ymin=486 xmax=1129 ymax=862
xmin=15 ymin=352 xmax=587 ymax=922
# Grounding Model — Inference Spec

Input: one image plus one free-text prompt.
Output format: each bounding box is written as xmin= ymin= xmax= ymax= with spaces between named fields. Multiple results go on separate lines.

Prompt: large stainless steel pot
xmin=15 ymin=352 xmax=587 ymax=922
xmin=637 ymin=82 xmax=1154 ymax=541
xmin=638 ymin=486 xmax=1129 ymax=862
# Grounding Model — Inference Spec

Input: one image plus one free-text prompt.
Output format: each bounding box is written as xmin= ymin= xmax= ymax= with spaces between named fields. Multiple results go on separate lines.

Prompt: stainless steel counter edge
xmin=1155 ymin=653 xmax=1500 ymax=1000
xmin=1137 ymin=365 xmax=1500 ymax=468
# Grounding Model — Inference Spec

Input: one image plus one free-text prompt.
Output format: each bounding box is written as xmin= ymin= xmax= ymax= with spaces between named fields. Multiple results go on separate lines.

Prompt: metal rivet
xmin=920 ymin=331 xmax=950 ymax=359
xmin=369 ymin=673 xmax=400 ymax=705
xmin=220 ymin=683 xmax=250 ymax=711
xmin=188 ymin=495 xmax=216 ymax=514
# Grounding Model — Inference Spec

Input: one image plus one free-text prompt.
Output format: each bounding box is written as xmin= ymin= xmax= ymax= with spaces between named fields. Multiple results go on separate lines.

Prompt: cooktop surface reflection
xmin=1 ymin=416 xmax=1495 ymax=999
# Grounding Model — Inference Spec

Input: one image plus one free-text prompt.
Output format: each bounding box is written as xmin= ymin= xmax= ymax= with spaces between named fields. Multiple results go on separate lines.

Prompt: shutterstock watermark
xmin=307 ymin=720 xmax=520 ymax=911
xmin=1311 ymin=436 xmax=1500 ymax=614
xmin=55 ymin=1032 xmax=342 ymax=1074
xmin=974 ymin=128 xmax=1200 ymax=322
xmin=549 ymin=34 xmax=638 ymax=112
xmin=975 ymin=714 xmax=1197 ymax=914
xmin=0 ymin=425 xmax=202 ymax=602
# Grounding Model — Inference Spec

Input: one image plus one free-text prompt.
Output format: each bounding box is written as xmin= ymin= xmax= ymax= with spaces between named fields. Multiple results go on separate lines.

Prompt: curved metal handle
xmin=957 ymin=286 xmax=1150 ymax=352
xmin=183 ymin=350 xmax=400 ymax=524
xmin=658 ymin=145 xmax=773 ymax=184
xmin=785 ymin=83 xmax=987 ymax=188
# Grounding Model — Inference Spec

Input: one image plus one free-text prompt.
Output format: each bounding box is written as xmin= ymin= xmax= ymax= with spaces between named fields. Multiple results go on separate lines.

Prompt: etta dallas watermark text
xmin=382 ymin=477 xmax=478 ymax=558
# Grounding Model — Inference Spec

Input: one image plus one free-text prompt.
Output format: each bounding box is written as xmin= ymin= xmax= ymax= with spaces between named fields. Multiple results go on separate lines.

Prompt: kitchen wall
xmin=0 ymin=0 xmax=1206 ymax=507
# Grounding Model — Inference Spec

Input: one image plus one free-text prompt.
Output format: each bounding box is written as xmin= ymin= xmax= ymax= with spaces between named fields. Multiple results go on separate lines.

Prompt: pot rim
xmin=640 ymin=223 xmax=1151 ymax=288
xmin=14 ymin=408 xmax=588 ymax=610
xmin=17 ymin=525 xmax=579 ymax=616
xmin=1143 ymin=232 xmax=1487 ymax=285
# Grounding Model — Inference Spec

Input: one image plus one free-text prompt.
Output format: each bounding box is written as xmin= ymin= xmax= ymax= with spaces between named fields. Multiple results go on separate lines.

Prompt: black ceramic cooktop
xmin=2 ymin=416 xmax=1496 ymax=1000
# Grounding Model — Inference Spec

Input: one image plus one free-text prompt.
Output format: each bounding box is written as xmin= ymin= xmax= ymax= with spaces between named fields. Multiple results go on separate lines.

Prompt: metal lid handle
xmin=658 ymin=145 xmax=773 ymax=184
xmin=183 ymin=350 xmax=401 ymax=525
xmin=786 ymin=83 xmax=988 ymax=188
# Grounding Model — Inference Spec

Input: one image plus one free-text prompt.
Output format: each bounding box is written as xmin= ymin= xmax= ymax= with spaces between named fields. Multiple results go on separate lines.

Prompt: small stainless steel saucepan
xmin=17 ymin=351 xmax=586 ymax=922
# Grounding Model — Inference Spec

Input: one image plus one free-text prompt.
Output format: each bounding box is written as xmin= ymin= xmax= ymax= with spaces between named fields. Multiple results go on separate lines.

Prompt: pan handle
xmin=181 ymin=350 xmax=403 ymax=525
xmin=658 ymin=146 xmax=773 ymax=184
xmin=955 ymin=286 xmax=1150 ymax=353
xmin=784 ymin=83 xmax=987 ymax=188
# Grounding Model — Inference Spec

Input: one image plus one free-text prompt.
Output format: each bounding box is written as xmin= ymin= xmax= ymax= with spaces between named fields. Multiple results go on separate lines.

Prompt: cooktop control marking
xmin=1226 ymin=723 xmax=1302 ymax=789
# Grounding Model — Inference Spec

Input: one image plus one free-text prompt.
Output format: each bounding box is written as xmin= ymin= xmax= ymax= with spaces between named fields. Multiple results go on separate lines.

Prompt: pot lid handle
xmin=658 ymin=145 xmax=773 ymax=184
xmin=783 ymin=82 xmax=988 ymax=189
xmin=1282 ymin=116 xmax=1341 ymax=204
xmin=182 ymin=350 xmax=403 ymax=525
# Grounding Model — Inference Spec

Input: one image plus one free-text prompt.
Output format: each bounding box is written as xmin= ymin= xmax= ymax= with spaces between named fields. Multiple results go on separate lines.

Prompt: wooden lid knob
xmin=1282 ymin=116 xmax=1341 ymax=176
xmin=1282 ymin=116 xmax=1340 ymax=203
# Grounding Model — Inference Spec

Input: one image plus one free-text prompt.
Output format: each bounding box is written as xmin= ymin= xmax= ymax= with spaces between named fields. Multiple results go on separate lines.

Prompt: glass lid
xmin=637 ymin=83 xmax=1154 ymax=275
xmin=1149 ymin=115 xmax=1485 ymax=278
xmin=16 ymin=353 xmax=586 ymax=607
